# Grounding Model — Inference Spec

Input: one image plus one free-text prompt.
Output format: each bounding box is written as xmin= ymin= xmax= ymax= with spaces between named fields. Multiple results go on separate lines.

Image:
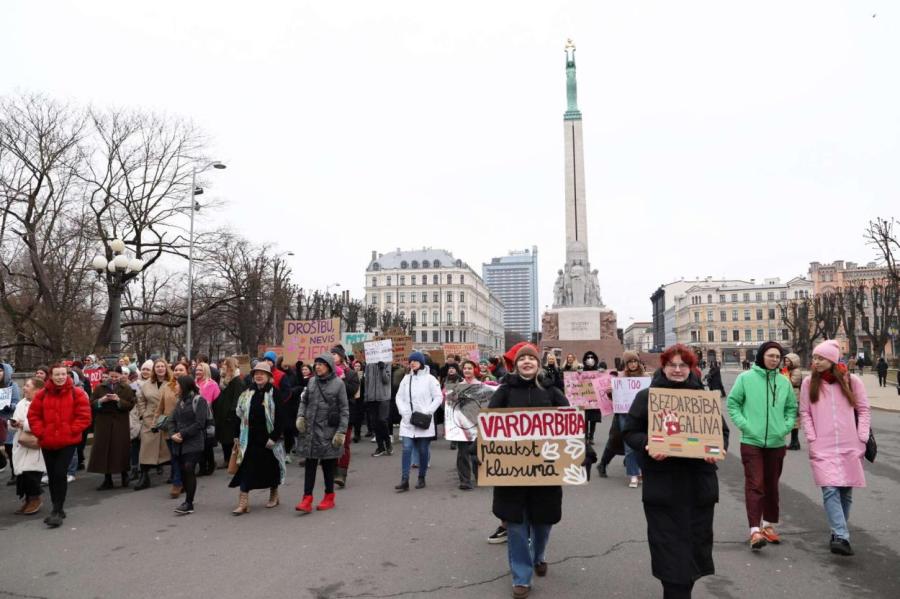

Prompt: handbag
xmin=17 ymin=430 xmax=40 ymax=450
xmin=408 ymin=377 xmax=432 ymax=430
xmin=227 ymin=445 xmax=240 ymax=475
xmin=854 ymin=409 xmax=877 ymax=463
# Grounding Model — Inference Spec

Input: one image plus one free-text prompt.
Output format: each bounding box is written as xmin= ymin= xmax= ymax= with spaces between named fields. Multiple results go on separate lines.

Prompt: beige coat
xmin=138 ymin=380 xmax=172 ymax=465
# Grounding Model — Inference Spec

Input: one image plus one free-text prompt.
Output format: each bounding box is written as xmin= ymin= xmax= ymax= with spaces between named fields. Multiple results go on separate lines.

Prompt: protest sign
xmin=647 ymin=387 xmax=725 ymax=460
xmin=257 ymin=345 xmax=283 ymax=358
xmin=364 ymin=339 xmax=393 ymax=364
xmin=233 ymin=354 xmax=252 ymax=376
xmin=477 ymin=407 xmax=588 ymax=486
xmin=612 ymin=376 xmax=651 ymax=414
xmin=563 ymin=371 xmax=612 ymax=415
xmin=342 ymin=332 xmax=373 ymax=354
xmin=427 ymin=349 xmax=445 ymax=365
xmin=388 ymin=335 xmax=412 ymax=366
xmin=444 ymin=383 xmax=495 ymax=441
xmin=282 ymin=318 xmax=341 ymax=365
xmin=442 ymin=343 xmax=480 ymax=363
xmin=351 ymin=341 xmax=366 ymax=358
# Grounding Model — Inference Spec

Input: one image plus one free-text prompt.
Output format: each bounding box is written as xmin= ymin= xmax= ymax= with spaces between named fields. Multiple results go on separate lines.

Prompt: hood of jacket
xmin=784 ymin=353 xmax=801 ymax=370
xmin=314 ymin=353 xmax=336 ymax=379
xmin=0 ymin=362 xmax=14 ymax=388
xmin=582 ymin=351 xmax=599 ymax=371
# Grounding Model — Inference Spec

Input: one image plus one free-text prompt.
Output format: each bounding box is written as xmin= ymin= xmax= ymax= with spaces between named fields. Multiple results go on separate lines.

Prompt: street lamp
xmin=326 ymin=282 xmax=341 ymax=295
xmin=272 ymin=251 xmax=295 ymax=344
xmin=186 ymin=161 xmax=227 ymax=361
xmin=92 ymin=238 xmax=144 ymax=366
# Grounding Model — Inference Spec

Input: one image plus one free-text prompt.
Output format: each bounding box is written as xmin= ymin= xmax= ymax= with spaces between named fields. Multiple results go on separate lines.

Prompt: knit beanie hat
xmin=754 ymin=341 xmax=784 ymax=369
xmin=141 ymin=360 xmax=154 ymax=371
xmin=812 ymin=339 xmax=841 ymax=364
xmin=408 ymin=351 xmax=427 ymax=366
xmin=514 ymin=344 xmax=540 ymax=365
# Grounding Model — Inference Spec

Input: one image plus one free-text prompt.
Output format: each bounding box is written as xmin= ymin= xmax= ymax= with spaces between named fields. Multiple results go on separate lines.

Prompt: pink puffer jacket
xmin=798 ymin=374 xmax=869 ymax=488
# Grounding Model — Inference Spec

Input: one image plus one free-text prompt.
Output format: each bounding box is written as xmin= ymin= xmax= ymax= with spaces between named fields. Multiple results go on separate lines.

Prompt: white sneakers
xmin=628 ymin=476 xmax=639 ymax=488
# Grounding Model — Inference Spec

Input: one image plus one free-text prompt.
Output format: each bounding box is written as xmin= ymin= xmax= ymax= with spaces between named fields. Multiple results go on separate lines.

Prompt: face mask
xmin=585 ymin=358 xmax=595 ymax=366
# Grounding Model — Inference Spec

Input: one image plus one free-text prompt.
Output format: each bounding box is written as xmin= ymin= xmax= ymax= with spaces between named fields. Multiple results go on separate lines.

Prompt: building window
xmin=432 ymin=330 xmax=439 ymax=342
xmin=372 ymin=277 xmax=377 ymax=287
xmin=720 ymin=310 xmax=727 ymax=321
xmin=461 ymin=275 xmax=465 ymax=284
xmin=756 ymin=308 xmax=763 ymax=320
xmin=386 ymin=276 xmax=392 ymax=286
xmin=721 ymin=329 xmax=728 ymax=342
xmin=731 ymin=294 xmax=738 ymax=302
xmin=400 ymin=275 xmax=405 ymax=285
xmin=707 ymin=294 xmax=712 ymax=304
xmin=691 ymin=331 xmax=698 ymax=343
xmin=694 ymin=312 xmax=700 ymax=323
xmin=447 ymin=291 xmax=453 ymax=303
xmin=768 ymin=328 xmax=776 ymax=340
xmin=733 ymin=330 xmax=740 ymax=341
xmin=781 ymin=329 xmax=789 ymax=341
xmin=385 ymin=293 xmax=393 ymax=304
xmin=422 ymin=260 xmax=430 ymax=268
xmin=447 ymin=274 xmax=452 ymax=284
xmin=421 ymin=292 xmax=427 ymax=303
xmin=745 ymin=329 xmax=752 ymax=341
xmin=433 ymin=259 xmax=441 ymax=268
xmin=768 ymin=308 xmax=775 ymax=320
xmin=446 ymin=311 xmax=452 ymax=325
xmin=707 ymin=310 xmax=713 ymax=321
xmin=708 ymin=330 xmax=715 ymax=342
xmin=433 ymin=275 xmax=438 ymax=284
xmin=460 ymin=330 xmax=466 ymax=342
xmin=460 ymin=311 xmax=465 ymax=325
xmin=780 ymin=291 xmax=787 ymax=300
xmin=459 ymin=291 xmax=465 ymax=302
xmin=421 ymin=311 xmax=427 ymax=325
xmin=371 ymin=294 xmax=377 ymax=305
xmin=433 ymin=292 xmax=439 ymax=303
xmin=767 ymin=291 xmax=775 ymax=301
xmin=399 ymin=293 xmax=405 ymax=304
xmin=411 ymin=260 xmax=419 ymax=269
xmin=743 ymin=293 xmax=750 ymax=302
xmin=719 ymin=294 xmax=726 ymax=303
xmin=757 ymin=328 xmax=764 ymax=341
xmin=410 ymin=312 xmax=416 ymax=325
xmin=744 ymin=309 xmax=751 ymax=320
xmin=433 ymin=311 xmax=438 ymax=324
xmin=732 ymin=309 xmax=738 ymax=321
xmin=399 ymin=310 xmax=405 ymax=320
xmin=400 ymin=261 xmax=408 ymax=268
xmin=421 ymin=331 xmax=428 ymax=343
xmin=411 ymin=275 xmax=416 ymax=285
xmin=410 ymin=293 xmax=416 ymax=304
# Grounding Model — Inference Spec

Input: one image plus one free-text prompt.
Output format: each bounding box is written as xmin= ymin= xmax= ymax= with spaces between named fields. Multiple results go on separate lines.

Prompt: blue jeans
xmin=166 ymin=439 xmax=182 ymax=486
xmin=401 ymin=437 xmax=431 ymax=481
xmin=618 ymin=415 xmax=640 ymax=476
xmin=507 ymin=515 xmax=552 ymax=587
xmin=822 ymin=486 xmax=853 ymax=540
xmin=67 ymin=451 xmax=78 ymax=476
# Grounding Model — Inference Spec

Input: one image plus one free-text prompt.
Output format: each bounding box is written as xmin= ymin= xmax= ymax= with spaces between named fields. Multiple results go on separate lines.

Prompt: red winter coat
xmin=28 ymin=377 xmax=92 ymax=450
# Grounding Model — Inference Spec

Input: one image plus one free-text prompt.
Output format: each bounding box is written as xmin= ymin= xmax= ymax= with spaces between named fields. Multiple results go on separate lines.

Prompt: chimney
xmin=371 ymin=250 xmax=377 ymax=261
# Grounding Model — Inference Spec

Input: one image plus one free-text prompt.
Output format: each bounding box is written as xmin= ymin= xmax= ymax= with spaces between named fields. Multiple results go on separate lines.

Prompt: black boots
xmin=394 ymin=479 xmax=409 ymax=492
xmin=415 ymin=478 xmax=426 ymax=489
xmin=788 ymin=429 xmax=801 ymax=451
xmin=597 ymin=463 xmax=608 ymax=478
xmin=120 ymin=472 xmax=130 ymax=488
xmin=128 ymin=466 xmax=141 ymax=482
xmin=133 ymin=466 xmax=151 ymax=491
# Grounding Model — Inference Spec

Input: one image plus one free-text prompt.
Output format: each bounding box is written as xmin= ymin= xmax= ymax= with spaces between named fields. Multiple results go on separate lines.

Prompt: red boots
xmin=316 ymin=493 xmax=336 ymax=511
xmin=295 ymin=494 xmax=314 ymax=513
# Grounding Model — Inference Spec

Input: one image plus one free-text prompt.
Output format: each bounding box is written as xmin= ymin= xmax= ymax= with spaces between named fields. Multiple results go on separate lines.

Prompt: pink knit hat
xmin=812 ymin=339 xmax=841 ymax=364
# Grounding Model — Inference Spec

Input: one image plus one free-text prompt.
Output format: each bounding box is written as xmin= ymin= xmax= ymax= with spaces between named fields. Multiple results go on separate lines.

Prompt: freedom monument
xmin=541 ymin=40 xmax=624 ymax=365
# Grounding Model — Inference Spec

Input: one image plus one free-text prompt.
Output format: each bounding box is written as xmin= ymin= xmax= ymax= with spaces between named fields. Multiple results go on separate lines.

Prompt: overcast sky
xmin=3 ymin=1 xmax=896 ymax=329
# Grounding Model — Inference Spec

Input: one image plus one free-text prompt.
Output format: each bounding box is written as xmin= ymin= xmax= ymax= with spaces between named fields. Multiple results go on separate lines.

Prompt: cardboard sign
xmin=257 ymin=344 xmax=283 ymax=358
xmin=427 ymin=349 xmax=446 ymax=366
xmin=379 ymin=335 xmax=411 ymax=366
xmin=477 ymin=407 xmax=588 ymax=486
xmin=364 ymin=339 xmax=393 ymax=364
xmin=647 ymin=387 xmax=725 ymax=460
xmin=282 ymin=318 xmax=341 ymax=365
xmin=233 ymin=354 xmax=252 ymax=376
xmin=442 ymin=343 xmax=480 ymax=363
xmin=444 ymin=382 xmax=496 ymax=442
xmin=342 ymin=332 xmax=373 ymax=354
xmin=563 ymin=371 xmax=612 ymax=414
xmin=612 ymin=376 xmax=651 ymax=414
xmin=351 ymin=341 xmax=366 ymax=359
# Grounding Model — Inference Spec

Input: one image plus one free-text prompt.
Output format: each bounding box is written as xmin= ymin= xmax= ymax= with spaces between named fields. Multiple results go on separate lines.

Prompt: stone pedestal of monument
xmin=540 ymin=307 xmax=624 ymax=367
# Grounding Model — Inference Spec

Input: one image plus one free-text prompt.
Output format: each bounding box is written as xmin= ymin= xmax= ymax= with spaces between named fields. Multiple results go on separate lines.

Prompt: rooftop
xmin=367 ymin=248 xmax=471 ymax=271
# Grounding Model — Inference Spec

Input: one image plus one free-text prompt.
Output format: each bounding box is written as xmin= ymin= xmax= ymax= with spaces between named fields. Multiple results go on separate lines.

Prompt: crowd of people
xmin=0 ymin=337 xmax=881 ymax=598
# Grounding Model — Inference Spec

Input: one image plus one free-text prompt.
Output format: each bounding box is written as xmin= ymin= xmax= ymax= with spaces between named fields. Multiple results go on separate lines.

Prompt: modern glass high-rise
xmin=483 ymin=247 xmax=539 ymax=341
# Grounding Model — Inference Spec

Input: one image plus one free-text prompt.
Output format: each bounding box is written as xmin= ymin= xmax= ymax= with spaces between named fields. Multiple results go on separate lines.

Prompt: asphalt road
xmin=2 ymin=369 xmax=899 ymax=599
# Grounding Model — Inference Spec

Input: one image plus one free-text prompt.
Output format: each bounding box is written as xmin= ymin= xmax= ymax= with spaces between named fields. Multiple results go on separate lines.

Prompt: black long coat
xmin=213 ymin=377 xmax=243 ymax=444
xmin=87 ymin=380 xmax=135 ymax=474
xmin=228 ymin=385 xmax=285 ymax=490
xmin=488 ymin=374 xmax=569 ymax=525
xmin=622 ymin=370 xmax=730 ymax=585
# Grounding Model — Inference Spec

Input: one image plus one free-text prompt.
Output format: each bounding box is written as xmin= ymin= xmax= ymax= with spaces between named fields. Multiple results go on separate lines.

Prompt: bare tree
xmin=779 ymin=296 xmax=821 ymax=366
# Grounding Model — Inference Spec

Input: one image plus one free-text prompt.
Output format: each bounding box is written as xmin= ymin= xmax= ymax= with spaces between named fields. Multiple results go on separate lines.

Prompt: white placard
xmin=364 ymin=339 xmax=393 ymax=363
xmin=612 ymin=376 xmax=651 ymax=414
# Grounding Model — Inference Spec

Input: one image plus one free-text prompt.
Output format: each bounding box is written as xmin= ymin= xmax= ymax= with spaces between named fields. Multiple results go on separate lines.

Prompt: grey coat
xmin=298 ymin=357 xmax=349 ymax=460
xmin=364 ymin=362 xmax=392 ymax=402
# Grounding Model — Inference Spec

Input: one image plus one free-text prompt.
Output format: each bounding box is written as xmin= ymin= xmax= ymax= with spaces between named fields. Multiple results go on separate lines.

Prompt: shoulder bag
xmin=854 ymin=409 xmax=877 ymax=463
xmin=408 ymin=376 xmax=432 ymax=430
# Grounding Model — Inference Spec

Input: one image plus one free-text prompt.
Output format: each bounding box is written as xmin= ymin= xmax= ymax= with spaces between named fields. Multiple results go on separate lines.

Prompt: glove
xmin=265 ymin=439 xmax=275 ymax=450
xmin=296 ymin=417 xmax=307 ymax=433
xmin=332 ymin=431 xmax=346 ymax=448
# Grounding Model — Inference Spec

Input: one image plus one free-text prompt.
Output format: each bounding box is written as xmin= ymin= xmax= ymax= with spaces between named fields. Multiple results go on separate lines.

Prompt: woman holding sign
xmin=488 ymin=344 xmax=569 ymax=599
xmin=622 ymin=344 xmax=729 ymax=599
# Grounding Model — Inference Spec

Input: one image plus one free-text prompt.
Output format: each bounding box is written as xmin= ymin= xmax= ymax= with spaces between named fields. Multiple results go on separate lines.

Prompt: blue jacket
xmin=1 ymin=362 xmax=23 ymax=443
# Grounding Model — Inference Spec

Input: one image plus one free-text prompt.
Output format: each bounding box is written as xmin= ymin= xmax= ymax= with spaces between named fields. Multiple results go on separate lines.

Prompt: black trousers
xmin=365 ymin=402 xmax=391 ymax=450
xmin=4 ymin=443 xmax=13 ymax=476
xmin=41 ymin=445 xmax=76 ymax=511
xmin=179 ymin=451 xmax=201 ymax=505
xmin=662 ymin=580 xmax=694 ymax=599
xmin=202 ymin=439 xmax=216 ymax=474
xmin=220 ymin=440 xmax=233 ymax=468
xmin=304 ymin=458 xmax=336 ymax=495
xmin=17 ymin=470 xmax=42 ymax=498
xmin=456 ymin=441 xmax=475 ymax=486
xmin=877 ymin=373 xmax=886 ymax=386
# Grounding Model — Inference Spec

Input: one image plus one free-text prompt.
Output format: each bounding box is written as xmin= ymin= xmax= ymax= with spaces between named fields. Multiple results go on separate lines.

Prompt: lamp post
xmin=92 ymin=238 xmax=144 ymax=366
xmin=326 ymin=282 xmax=341 ymax=296
xmin=186 ymin=161 xmax=226 ymax=361
xmin=272 ymin=251 xmax=295 ymax=344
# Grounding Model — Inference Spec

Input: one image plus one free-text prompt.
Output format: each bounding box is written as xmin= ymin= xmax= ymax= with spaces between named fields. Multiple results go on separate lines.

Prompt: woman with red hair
xmin=622 ymin=344 xmax=729 ymax=599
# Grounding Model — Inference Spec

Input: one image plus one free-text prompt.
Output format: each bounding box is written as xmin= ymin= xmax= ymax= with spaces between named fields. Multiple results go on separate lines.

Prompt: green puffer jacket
xmin=726 ymin=364 xmax=797 ymax=448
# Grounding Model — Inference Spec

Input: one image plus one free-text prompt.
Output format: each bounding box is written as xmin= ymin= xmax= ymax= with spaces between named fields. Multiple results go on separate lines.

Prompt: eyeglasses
xmin=665 ymin=363 xmax=690 ymax=370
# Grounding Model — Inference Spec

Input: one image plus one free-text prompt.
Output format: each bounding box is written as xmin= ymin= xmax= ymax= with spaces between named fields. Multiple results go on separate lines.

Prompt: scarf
xmin=235 ymin=384 xmax=286 ymax=484
xmin=821 ymin=362 xmax=848 ymax=385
